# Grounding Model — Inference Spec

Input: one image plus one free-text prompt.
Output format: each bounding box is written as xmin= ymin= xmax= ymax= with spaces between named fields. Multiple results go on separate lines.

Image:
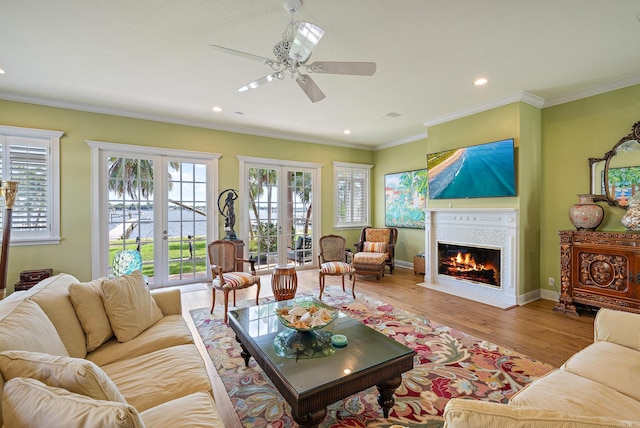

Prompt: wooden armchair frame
xmin=208 ymin=240 xmax=261 ymax=322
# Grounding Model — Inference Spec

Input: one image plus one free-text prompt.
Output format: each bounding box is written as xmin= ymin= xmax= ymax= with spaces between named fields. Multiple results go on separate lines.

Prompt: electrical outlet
xmin=548 ymin=277 xmax=555 ymax=286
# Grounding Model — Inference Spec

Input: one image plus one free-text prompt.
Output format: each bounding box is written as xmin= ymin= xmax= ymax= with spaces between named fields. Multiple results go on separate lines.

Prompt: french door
xmin=88 ymin=141 xmax=219 ymax=287
xmin=239 ymin=157 xmax=321 ymax=272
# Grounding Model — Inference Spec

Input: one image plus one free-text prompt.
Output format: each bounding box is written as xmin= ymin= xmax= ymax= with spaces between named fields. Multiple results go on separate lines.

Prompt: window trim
xmin=0 ymin=125 xmax=63 ymax=246
xmin=333 ymin=161 xmax=372 ymax=229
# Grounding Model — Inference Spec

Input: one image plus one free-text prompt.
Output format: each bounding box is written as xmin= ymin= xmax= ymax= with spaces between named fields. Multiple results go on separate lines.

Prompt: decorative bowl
xmin=275 ymin=301 xmax=337 ymax=332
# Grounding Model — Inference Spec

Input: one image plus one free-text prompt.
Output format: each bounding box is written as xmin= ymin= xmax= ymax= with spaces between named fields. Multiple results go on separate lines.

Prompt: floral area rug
xmin=190 ymin=286 xmax=555 ymax=427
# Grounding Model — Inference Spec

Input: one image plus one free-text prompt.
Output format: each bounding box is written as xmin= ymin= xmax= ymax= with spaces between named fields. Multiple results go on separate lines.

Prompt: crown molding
xmin=0 ymin=92 xmax=375 ymax=151
xmin=543 ymin=74 xmax=640 ymax=108
xmin=375 ymin=131 xmax=429 ymax=151
xmin=422 ymin=91 xmax=545 ymax=129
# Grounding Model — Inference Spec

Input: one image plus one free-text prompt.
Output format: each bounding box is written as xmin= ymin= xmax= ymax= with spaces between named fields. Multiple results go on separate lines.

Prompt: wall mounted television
xmin=427 ymin=138 xmax=516 ymax=199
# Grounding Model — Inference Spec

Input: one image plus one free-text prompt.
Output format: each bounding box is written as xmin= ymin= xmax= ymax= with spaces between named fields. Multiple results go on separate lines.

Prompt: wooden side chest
xmin=556 ymin=230 xmax=640 ymax=315
xmin=414 ymin=255 xmax=425 ymax=275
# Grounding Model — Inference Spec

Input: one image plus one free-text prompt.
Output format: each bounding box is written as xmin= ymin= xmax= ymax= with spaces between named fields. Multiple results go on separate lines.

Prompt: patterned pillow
xmin=363 ymin=241 xmax=388 ymax=253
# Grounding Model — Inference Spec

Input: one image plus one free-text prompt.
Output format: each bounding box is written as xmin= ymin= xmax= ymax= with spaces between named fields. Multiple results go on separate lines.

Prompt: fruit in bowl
xmin=275 ymin=302 xmax=337 ymax=332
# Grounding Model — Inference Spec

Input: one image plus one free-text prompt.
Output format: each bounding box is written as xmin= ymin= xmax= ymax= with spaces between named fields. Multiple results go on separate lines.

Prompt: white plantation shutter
xmin=9 ymin=142 xmax=49 ymax=232
xmin=333 ymin=162 xmax=372 ymax=228
xmin=0 ymin=126 xmax=62 ymax=244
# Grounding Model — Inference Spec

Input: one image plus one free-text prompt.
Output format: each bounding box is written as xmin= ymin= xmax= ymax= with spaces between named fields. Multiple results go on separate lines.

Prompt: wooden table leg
xmin=291 ymin=408 xmax=327 ymax=428
xmin=376 ymin=375 xmax=402 ymax=418
xmin=235 ymin=336 xmax=251 ymax=367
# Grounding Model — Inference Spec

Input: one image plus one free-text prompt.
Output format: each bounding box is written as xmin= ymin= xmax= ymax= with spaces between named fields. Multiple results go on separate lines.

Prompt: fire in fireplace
xmin=437 ymin=242 xmax=501 ymax=287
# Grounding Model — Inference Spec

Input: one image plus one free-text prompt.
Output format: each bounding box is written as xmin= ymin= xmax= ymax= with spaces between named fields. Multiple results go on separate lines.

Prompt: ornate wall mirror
xmin=590 ymin=121 xmax=640 ymax=209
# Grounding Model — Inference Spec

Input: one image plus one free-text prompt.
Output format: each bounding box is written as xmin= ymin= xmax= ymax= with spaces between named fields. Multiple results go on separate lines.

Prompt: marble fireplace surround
xmin=420 ymin=208 xmax=519 ymax=309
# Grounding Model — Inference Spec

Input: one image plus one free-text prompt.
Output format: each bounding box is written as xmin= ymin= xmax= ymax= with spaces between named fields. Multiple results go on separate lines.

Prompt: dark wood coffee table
xmin=228 ymin=296 xmax=415 ymax=428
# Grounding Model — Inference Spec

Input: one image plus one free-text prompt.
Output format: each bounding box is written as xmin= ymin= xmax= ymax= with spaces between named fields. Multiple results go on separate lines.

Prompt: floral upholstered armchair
xmin=353 ymin=227 xmax=398 ymax=278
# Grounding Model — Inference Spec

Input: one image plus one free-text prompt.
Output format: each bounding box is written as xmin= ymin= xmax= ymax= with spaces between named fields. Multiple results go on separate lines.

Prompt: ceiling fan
xmin=209 ymin=0 xmax=376 ymax=103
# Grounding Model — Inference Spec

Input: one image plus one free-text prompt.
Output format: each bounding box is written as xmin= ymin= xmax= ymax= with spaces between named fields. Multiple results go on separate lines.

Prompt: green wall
xmin=540 ymin=84 xmax=640 ymax=295
xmin=421 ymin=102 xmax=542 ymax=298
xmin=0 ymin=99 xmax=373 ymax=288
xmin=372 ymin=139 xmax=429 ymax=263
xmin=2 ymin=82 xmax=639 ymax=302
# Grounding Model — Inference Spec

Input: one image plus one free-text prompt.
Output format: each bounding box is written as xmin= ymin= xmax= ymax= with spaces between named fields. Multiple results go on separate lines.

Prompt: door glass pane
xmin=166 ymin=161 xmax=208 ymax=283
xmin=285 ymin=170 xmax=313 ymax=267
xmin=248 ymin=167 xmax=279 ymax=271
xmin=107 ymin=156 xmax=155 ymax=283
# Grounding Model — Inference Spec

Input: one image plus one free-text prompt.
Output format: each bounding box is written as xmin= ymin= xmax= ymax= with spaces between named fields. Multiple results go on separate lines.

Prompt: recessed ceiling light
xmin=0 ymin=68 xmax=5 ymax=75
xmin=343 ymin=129 xmax=351 ymax=135
xmin=474 ymin=78 xmax=488 ymax=86
xmin=211 ymin=106 xmax=222 ymax=112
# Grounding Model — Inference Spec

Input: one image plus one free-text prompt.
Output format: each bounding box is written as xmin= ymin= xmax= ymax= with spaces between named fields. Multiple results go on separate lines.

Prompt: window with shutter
xmin=0 ymin=126 xmax=62 ymax=245
xmin=333 ymin=161 xmax=372 ymax=228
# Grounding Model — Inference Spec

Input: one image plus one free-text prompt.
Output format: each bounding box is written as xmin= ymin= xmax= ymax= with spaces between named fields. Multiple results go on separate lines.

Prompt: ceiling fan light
xmin=289 ymin=22 xmax=324 ymax=62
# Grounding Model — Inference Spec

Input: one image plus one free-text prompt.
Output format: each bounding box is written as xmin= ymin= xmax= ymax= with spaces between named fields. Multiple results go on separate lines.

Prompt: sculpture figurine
xmin=218 ymin=189 xmax=239 ymax=240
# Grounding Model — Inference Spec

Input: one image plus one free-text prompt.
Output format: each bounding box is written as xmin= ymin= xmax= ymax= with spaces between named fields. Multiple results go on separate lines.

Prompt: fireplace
xmin=438 ymin=243 xmax=501 ymax=287
xmin=421 ymin=208 xmax=519 ymax=309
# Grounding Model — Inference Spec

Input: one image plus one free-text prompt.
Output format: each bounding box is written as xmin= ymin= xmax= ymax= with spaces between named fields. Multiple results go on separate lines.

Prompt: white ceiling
xmin=1 ymin=1 xmax=639 ymax=150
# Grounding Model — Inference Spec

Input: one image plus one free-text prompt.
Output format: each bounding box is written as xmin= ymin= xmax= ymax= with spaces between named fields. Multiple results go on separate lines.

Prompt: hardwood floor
xmin=179 ymin=266 xmax=595 ymax=426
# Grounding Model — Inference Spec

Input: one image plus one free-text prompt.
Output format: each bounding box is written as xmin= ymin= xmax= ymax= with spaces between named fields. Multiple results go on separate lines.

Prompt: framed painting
xmin=385 ymin=169 xmax=428 ymax=229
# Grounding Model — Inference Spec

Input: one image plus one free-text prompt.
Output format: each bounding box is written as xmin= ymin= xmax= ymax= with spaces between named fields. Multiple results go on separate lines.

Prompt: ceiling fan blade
xmin=237 ymin=72 xmax=283 ymax=92
xmin=289 ymin=22 xmax=324 ymax=63
xmin=209 ymin=44 xmax=280 ymax=68
xmin=296 ymin=74 xmax=326 ymax=103
xmin=307 ymin=61 xmax=377 ymax=76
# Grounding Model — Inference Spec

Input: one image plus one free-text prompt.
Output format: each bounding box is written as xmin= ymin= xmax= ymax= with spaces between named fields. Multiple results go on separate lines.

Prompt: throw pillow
xmin=69 ymin=278 xmax=114 ymax=352
xmin=0 ymin=350 xmax=126 ymax=403
xmin=3 ymin=377 xmax=143 ymax=428
xmin=363 ymin=241 xmax=388 ymax=253
xmin=101 ymin=271 xmax=163 ymax=342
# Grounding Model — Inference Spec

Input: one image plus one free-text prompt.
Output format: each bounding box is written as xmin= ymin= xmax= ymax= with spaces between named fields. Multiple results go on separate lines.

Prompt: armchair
xmin=286 ymin=235 xmax=313 ymax=265
xmin=353 ymin=227 xmax=398 ymax=279
xmin=318 ymin=235 xmax=356 ymax=299
xmin=208 ymin=240 xmax=261 ymax=322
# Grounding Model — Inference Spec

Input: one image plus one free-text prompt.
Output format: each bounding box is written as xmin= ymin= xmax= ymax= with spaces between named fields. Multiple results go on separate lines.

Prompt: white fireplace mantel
xmin=420 ymin=208 xmax=519 ymax=309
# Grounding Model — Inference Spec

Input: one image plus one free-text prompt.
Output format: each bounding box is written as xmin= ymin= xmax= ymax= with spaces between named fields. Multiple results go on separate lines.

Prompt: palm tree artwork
xmin=385 ymin=169 xmax=428 ymax=229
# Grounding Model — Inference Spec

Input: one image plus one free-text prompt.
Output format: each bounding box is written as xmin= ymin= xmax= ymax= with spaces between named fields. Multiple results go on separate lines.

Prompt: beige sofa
xmin=0 ymin=272 xmax=223 ymax=427
xmin=443 ymin=308 xmax=640 ymax=427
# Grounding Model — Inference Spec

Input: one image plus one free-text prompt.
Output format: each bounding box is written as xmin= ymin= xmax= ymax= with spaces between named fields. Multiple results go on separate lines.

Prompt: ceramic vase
xmin=568 ymin=194 xmax=604 ymax=231
xmin=621 ymin=194 xmax=640 ymax=231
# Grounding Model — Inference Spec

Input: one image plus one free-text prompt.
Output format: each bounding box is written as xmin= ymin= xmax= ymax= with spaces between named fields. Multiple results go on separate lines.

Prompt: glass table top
xmin=229 ymin=296 xmax=414 ymax=394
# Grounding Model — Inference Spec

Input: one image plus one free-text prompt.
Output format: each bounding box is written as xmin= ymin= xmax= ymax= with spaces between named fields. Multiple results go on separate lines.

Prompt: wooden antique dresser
xmin=556 ymin=230 xmax=640 ymax=315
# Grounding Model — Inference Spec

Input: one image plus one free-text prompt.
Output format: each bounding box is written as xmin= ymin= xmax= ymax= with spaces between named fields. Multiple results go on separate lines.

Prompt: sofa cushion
xmin=444 ymin=398 xmax=640 ymax=428
xmin=594 ymin=308 xmax=640 ymax=351
xmin=86 ymin=314 xmax=194 ymax=366
xmin=28 ymin=273 xmax=87 ymax=358
xmin=3 ymin=377 xmax=143 ymax=428
xmin=0 ymin=350 xmax=126 ymax=403
xmin=102 ymin=344 xmax=212 ymax=412
xmin=353 ymin=251 xmax=387 ymax=265
xmin=101 ymin=272 xmax=163 ymax=342
xmin=0 ymin=299 xmax=68 ymax=356
xmin=69 ymin=278 xmax=114 ymax=352
xmin=509 ymin=369 xmax=640 ymax=421
xmin=140 ymin=391 xmax=223 ymax=428
xmin=562 ymin=341 xmax=640 ymax=402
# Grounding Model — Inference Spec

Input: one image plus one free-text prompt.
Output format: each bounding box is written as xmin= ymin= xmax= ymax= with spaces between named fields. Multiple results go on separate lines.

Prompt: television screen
xmin=427 ymin=138 xmax=516 ymax=199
